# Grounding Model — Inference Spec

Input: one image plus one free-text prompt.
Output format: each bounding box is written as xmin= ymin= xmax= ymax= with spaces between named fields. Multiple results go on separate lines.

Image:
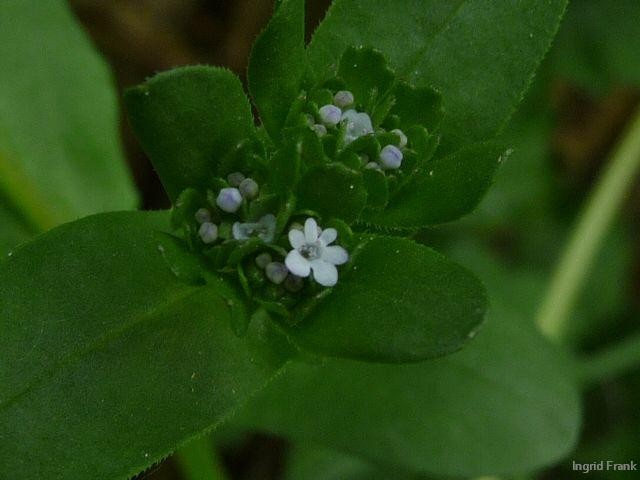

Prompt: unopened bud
xmin=216 ymin=187 xmax=243 ymax=213
xmin=333 ymin=90 xmax=354 ymax=108
xmin=255 ymin=252 xmax=272 ymax=269
xmin=365 ymin=161 xmax=381 ymax=170
xmin=194 ymin=208 xmax=211 ymax=224
xmin=391 ymin=128 xmax=408 ymax=148
xmin=239 ymin=178 xmax=259 ymax=199
xmin=227 ymin=172 xmax=245 ymax=187
xmin=379 ymin=145 xmax=403 ymax=169
xmin=265 ymin=262 xmax=288 ymax=284
xmin=198 ymin=222 xmax=218 ymax=244
xmin=319 ymin=104 xmax=342 ymax=127
xmin=312 ymin=124 xmax=327 ymax=137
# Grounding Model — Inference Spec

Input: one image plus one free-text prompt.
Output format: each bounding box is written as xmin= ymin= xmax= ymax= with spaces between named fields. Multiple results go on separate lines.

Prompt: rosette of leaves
xmin=126 ymin=42 xmax=492 ymax=363
xmin=0 ymin=1 xmax=578 ymax=479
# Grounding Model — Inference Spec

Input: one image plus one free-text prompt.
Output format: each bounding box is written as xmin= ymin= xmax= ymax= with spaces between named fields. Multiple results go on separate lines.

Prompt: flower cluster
xmin=310 ymin=89 xmax=409 ymax=171
xmin=193 ymin=171 xmax=264 ymax=245
xmin=178 ymin=168 xmax=351 ymax=308
xmin=170 ymin=50 xmax=436 ymax=319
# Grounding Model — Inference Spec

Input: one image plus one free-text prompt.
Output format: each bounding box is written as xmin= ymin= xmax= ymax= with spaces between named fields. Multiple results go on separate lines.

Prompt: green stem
xmin=580 ymin=330 xmax=640 ymax=386
xmin=175 ymin=436 xmax=228 ymax=480
xmin=536 ymin=107 xmax=640 ymax=342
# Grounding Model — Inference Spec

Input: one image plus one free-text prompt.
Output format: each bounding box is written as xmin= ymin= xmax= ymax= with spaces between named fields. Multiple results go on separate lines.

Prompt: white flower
xmin=341 ymin=109 xmax=373 ymax=145
xmin=232 ymin=214 xmax=276 ymax=242
xmin=216 ymin=187 xmax=243 ymax=213
xmin=285 ymin=218 xmax=348 ymax=287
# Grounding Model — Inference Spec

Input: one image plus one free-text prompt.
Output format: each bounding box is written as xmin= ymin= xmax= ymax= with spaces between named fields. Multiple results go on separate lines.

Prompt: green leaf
xmin=297 ymin=163 xmax=367 ymax=222
xmin=0 ymin=211 xmax=289 ymax=480
xmin=309 ymin=0 xmax=567 ymax=149
xmin=0 ymin=203 xmax=30 ymax=256
xmin=232 ymin=257 xmax=581 ymax=477
xmin=125 ymin=66 xmax=256 ymax=201
xmin=337 ymin=47 xmax=395 ymax=117
xmin=268 ymin=140 xmax=302 ymax=198
xmin=287 ymin=235 xmax=486 ymax=362
xmin=363 ymin=142 xmax=507 ymax=228
xmin=390 ymin=83 xmax=442 ymax=132
xmin=362 ymin=168 xmax=388 ymax=210
xmin=0 ymin=0 xmax=137 ymax=231
xmin=248 ymin=0 xmax=307 ymax=141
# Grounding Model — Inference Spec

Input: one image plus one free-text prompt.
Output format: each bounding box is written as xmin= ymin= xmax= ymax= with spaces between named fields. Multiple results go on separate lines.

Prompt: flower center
xmin=300 ymin=243 xmax=320 ymax=260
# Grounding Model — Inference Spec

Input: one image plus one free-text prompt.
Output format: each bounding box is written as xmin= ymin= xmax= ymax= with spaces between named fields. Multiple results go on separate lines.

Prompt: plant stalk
xmin=580 ymin=330 xmax=640 ymax=386
xmin=536 ymin=107 xmax=640 ymax=342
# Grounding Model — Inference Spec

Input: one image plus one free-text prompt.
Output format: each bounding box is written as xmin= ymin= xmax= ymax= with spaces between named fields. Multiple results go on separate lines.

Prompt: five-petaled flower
xmin=285 ymin=218 xmax=349 ymax=287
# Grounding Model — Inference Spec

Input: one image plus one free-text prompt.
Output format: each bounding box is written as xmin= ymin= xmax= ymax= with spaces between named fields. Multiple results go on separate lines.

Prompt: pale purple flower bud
xmin=379 ymin=144 xmax=403 ymax=169
xmin=239 ymin=178 xmax=259 ymax=199
xmin=194 ymin=208 xmax=211 ymax=224
xmin=319 ymin=104 xmax=342 ymax=127
xmin=333 ymin=90 xmax=354 ymax=108
xmin=198 ymin=222 xmax=218 ymax=244
xmin=391 ymin=128 xmax=408 ymax=148
xmin=255 ymin=252 xmax=272 ymax=269
xmin=227 ymin=172 xmax=245 ymax=187
xmin=265 ymin=262 xmax=288 ymax=284
xmin=216 ymin=187 xmax=243 ymax=213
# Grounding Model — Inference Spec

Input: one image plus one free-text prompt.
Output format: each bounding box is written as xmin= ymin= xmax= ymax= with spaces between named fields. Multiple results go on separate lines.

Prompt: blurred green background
xmin=1 ymin=1 xmax=639 ymax=479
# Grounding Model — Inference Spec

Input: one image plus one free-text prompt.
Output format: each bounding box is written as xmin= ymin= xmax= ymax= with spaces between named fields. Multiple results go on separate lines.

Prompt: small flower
xmin=194 ymin=208 xmax=211 ymax=224
xmin=285 ymin=218 xmax=348 ymax=287
xmin=239 ymin=178 xmax=259 ymax=199
xmin=227 ymin=172 xmax=245 ymax=187
xmin=319 ymin=104 xmax=342 ymax=127
xmin=265 ymin=262 xmax=288 ymax=284
xmin=198 ymin=222 xmax=218 ymax=244
xmin=333 ymin=90 xmax=354 ymax=108
xmin=341 ymin=109 xmax=373 ymax=145
xmin=255 ymin=252 xmax=272 ymax=269
xmin=232 ymin=214 xmax=276 ymax=243
xmin=379 ymin=144 xmax=403 ymax=169
xmin=391 ymin=128 xmax=408 ymax=148
xmin=216 ymin=187 xmax=243 ymax=213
